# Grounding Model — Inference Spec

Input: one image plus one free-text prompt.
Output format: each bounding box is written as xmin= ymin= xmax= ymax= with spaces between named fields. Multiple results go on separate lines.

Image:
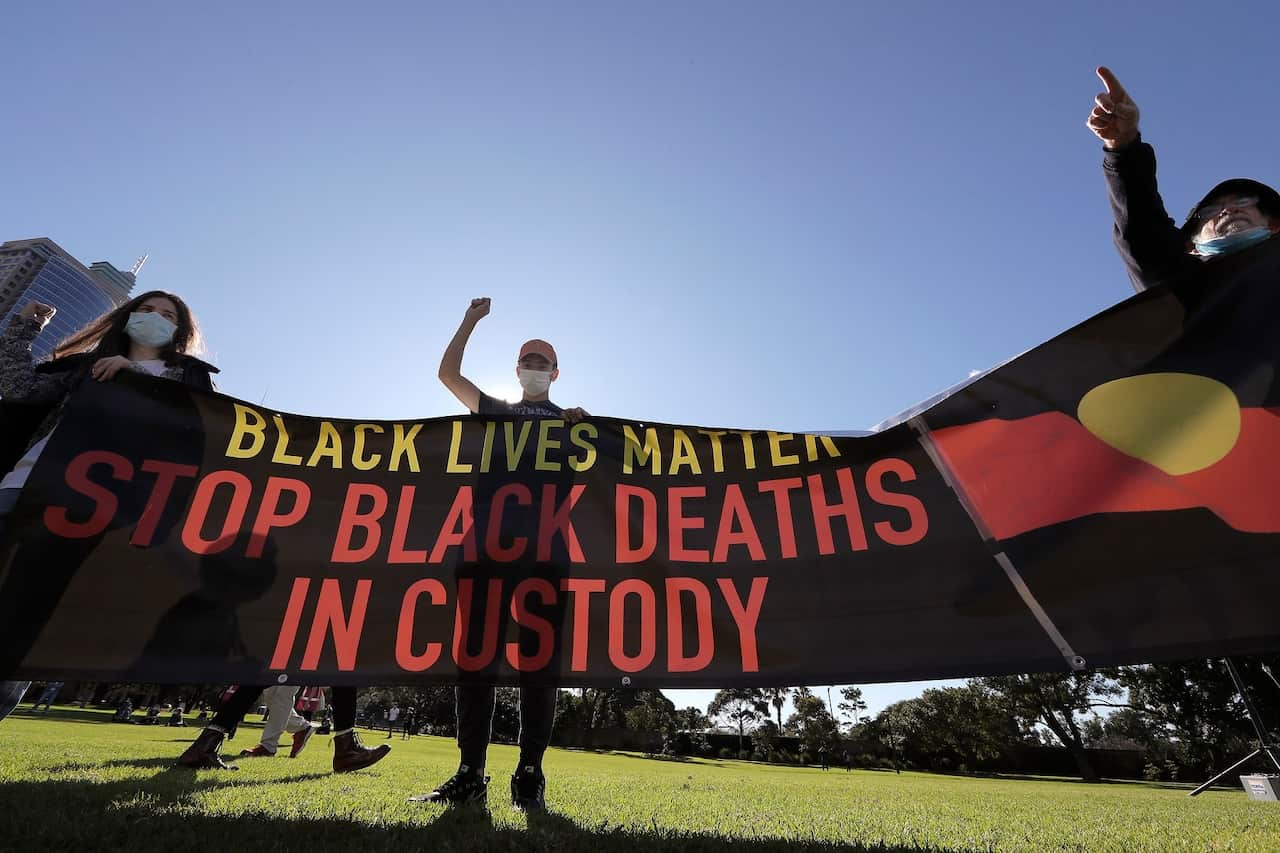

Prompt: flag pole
xmin=1188 ymin=658 xmax=1280 ymax=796
xmin=907 ymin=416 xmax=1086 ymax=672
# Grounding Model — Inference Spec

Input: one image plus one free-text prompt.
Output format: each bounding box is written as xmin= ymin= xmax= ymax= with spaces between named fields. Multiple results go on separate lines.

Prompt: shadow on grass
xmin=981 ymin=771 xmax=1241 ymax=792
xmin=0 ymin=772 xmax=995 ymax=853
xmin=601 ymin=751 xmax=727 ymax=769
xmin=47 ymin=755 xmax=182 ymax=772
xmin=8 ymin=707 xmax=119 ymax=725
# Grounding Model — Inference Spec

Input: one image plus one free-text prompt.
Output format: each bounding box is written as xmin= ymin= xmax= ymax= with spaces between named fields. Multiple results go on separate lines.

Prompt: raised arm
xmin=0 ymin=302 xmax=74 ymax=404
xmin=438 ymin=298 xmax=490 ymax=414
xmin=1087 ymin=67 xmax=1195 ymax=291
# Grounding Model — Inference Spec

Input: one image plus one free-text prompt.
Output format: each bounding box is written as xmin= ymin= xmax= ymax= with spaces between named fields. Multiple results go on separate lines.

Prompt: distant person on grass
xmin=402 ymin=707 xmax=417 ymax=740
xmin=414 ymin=296 xmax=587 ymax=813
xmin=386 ymin=704 xmax=400 ymax=739
xmin=1086 ymin=66 xmax=1280 ymax=293
xmin=31 ymin=681 xmax=62 ymax=712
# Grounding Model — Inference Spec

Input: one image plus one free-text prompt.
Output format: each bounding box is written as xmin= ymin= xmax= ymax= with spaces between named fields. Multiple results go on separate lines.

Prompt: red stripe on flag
xmin=930 ymin=408 xmax=1280 ymax=539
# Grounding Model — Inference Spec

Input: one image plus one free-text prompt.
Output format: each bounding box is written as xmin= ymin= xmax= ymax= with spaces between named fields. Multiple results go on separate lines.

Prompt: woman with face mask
xmin=0 ymin=290 xmax=215 ymax=724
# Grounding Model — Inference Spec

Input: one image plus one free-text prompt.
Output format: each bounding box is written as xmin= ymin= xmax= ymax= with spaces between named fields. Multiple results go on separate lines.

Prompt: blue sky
xmin=3 ymin=1 xmax=1278 ymax=721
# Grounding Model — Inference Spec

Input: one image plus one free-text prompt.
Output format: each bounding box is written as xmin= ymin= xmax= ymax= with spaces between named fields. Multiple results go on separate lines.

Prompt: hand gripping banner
xmin=2 ymin=245 xmax=1280 ymax=687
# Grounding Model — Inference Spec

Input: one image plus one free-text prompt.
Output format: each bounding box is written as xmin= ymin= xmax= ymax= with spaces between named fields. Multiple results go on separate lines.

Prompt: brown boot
xmin=332 ymin=730 xmax=390 ymax=774
xmin=177 ymin=728 xmax=239 ymax=770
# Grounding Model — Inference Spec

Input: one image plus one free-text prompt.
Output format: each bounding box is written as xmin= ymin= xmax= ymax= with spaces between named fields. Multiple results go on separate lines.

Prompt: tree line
xmin=42 ymin=656 xmax=1280 ymax=782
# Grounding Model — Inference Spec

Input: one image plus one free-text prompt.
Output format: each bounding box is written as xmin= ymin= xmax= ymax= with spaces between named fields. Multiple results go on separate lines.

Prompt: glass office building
xmin=0 ymin=239 xmax=135 ymax=360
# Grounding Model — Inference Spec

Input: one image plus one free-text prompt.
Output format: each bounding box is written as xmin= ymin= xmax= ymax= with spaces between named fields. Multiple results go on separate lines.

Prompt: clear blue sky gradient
xmin=4 ymin=1 xmax=1278 ymax=721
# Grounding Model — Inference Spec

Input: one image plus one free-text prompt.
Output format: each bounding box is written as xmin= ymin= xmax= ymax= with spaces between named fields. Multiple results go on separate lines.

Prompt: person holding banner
xmin=418 ymin=297 xmax=587 ymax=811
xmin=1086 ymin=66 xmax=1280 ymax=292
xmin=0 ymin=291 xmax=215 ymax=723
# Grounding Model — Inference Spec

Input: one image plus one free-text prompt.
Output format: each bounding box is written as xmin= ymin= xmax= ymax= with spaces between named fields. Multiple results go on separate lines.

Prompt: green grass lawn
xmin=0 ymin=706 xmax=1276 ymax=852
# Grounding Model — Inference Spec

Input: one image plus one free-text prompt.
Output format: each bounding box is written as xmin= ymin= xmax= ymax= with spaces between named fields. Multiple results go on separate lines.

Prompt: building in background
xmin=0 ymin=238 xmax=140 ymax=359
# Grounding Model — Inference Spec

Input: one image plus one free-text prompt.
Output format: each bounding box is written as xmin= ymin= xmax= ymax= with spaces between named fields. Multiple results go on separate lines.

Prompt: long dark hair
xmin=50 ymin=290 xmax=204 ymax=362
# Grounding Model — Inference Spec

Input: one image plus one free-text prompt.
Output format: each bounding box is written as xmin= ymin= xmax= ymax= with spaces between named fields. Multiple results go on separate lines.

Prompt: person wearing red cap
xmin=426 ymin=297 xmax=587 ymax=811
xmin=1086 ymin=66 xmax=1280 ymax=293
xmin=437 ymin=297 xmax=586 ymax=422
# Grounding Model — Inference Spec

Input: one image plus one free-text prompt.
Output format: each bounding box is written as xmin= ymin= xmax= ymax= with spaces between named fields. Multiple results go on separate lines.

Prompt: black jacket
xmin=1102 ymin=136 xmax=1202 ymax=293
xmin=0 ymin=348 xmax=218 ymax=480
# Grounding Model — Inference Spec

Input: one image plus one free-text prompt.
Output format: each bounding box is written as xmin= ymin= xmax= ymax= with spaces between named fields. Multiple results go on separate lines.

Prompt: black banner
xmin=3 ymin=244 xmax=1280 ymax=687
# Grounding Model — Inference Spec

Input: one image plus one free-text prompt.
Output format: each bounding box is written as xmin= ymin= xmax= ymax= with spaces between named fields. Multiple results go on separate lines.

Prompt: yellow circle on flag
xmin=1076 ymin=373 xmax=1241 ymax=476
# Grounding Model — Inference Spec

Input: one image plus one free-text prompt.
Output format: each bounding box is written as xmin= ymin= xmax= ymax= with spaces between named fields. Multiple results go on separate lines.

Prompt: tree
xmin=624 ymin=690 xmax=676 ymax=735
xmin=761 ymin=687 xmax=791 ymax=731
xmin=977 ymin=671 xmax=1120 ymax=782
xmin=870 ymin=685 xmax=1022 ymax=772
xmin=753 ymin=718 xmax=781 ymax=760
xmin=573 ymin=688 xmax=635 ymax=746
xmin=787 ymin=688 xmax=840 ymax=758
xmin=874 ymin=700 xmax=917 ymax=770
xmin=492 ymin=688 xmax=520 ymax=742
xmin=1082 ymin=707 xmax=1160 ymax=752
xmin=838 ymin=686 xmax=868 ymax=731
xmin=1112 ymin=660 xmax=1275 ymax=773
xmin=708 ymin=688 xmax=768 ymax=755
xmin=674 ymin=706 xmax=710 ymax=732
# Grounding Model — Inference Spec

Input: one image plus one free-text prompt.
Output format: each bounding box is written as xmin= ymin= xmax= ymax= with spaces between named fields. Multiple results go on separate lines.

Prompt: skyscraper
xmin=0 ymin=238 xmax=137 ymax=359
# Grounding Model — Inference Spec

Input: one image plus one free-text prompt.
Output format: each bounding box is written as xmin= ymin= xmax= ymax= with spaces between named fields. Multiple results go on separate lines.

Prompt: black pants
xmin=213 ymin=686 xmax=356 ymax=732
xmin=456 ymin=685 xmax=557 ymax=770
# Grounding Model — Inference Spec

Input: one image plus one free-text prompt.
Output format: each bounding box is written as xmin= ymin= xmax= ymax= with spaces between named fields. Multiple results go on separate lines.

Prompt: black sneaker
xmin=510 ymin=765 xmax=545 ymax=812
xmin=409 ymin=767 xmax=489 ymax=805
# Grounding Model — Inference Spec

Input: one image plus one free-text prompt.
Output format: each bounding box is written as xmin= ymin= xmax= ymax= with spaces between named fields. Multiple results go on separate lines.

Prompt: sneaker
xmin=409 ymin=768 xmax=489 ymax=805
xmin=510 ymin=765 xmax=545 ymax=812
xmin=332 ymin=730 xmax=390 ymax=774
xmin=289 ymin=724 xmax=317 ymax=758
xmin=176 ymin=729 xmax=239 ymax=770
xmin=238 ymin=744 xmax=276 ymax=758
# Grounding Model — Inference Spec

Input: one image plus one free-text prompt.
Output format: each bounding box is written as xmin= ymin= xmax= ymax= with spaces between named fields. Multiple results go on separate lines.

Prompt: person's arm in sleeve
xmin=1103 ymin=138 xmax=1193 ymax=292
xmin=1088 ymin=67 xmax=1195 ymax=292
xmin=0 ymin=303 xmax=74 ymax=404
xmin=438 ymin=298 xmax=490 ymax=414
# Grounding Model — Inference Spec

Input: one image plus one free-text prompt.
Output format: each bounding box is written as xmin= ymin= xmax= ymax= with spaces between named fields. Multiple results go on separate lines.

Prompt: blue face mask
xmin=1193 ymin=226 xmax=1275 ymax=257
xmin=125 ymin=311 xmax=177 ymax=348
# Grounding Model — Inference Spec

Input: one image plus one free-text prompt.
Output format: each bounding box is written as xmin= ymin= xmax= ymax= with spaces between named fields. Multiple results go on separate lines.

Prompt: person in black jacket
xmin=0 ymin=290 xmax=216 ymax=723
xmin=1086 ymin=66 xmax=1280 ymax=293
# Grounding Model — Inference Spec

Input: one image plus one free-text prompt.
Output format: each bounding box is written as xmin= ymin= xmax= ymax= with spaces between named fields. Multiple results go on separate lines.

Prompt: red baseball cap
xmin=518 ymin=339 xmax=557 ymax=366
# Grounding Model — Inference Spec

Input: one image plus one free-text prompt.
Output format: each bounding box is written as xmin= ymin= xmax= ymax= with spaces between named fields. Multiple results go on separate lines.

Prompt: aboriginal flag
xmin=921 ymin=238 xmax=1280 ymax=668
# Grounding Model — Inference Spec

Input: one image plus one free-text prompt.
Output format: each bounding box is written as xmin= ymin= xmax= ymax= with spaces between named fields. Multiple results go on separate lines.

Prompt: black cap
xmin=1181 ymin=178 xmax=1280 ymax=237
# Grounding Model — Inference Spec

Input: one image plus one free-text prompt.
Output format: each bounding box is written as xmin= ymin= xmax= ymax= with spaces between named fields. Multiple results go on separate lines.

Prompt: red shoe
xmin=238 ymin=744 xmax=276 ymax=758
xmin=289 ymin=725 xmax=317 ymax=758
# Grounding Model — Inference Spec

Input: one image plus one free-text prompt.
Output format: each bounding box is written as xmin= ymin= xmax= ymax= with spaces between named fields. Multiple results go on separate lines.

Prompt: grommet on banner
xmin=1070 ymin=656 xmax=1087 ymax=671
xmin=276 ymin=673 xmax=289 ymax=684
xmin=621 ymin=676 xmax=632 ymax=686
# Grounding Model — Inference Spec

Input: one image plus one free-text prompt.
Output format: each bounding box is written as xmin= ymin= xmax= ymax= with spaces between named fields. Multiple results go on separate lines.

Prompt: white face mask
xmin=125 ymin=311 xmax=177 ymax=348
xmin=517 ymin=368 xmax=553 ymax=396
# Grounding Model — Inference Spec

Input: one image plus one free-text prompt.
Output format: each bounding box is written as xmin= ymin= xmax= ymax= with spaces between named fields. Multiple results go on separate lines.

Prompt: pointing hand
xmin=1086 ymin=66 xmax=1140 ymax=150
